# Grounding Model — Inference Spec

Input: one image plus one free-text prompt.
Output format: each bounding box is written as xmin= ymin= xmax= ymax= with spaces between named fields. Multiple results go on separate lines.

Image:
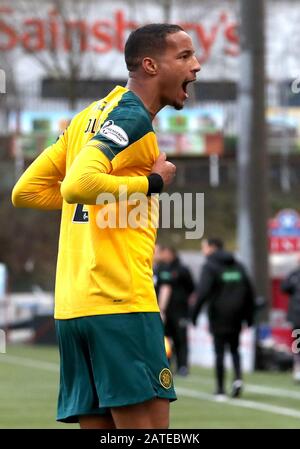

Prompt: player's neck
xmin=126 ymin=78 xmax=162 ymax=121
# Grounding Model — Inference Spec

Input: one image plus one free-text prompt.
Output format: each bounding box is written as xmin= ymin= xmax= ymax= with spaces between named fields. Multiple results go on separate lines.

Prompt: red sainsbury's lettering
xmin=0 ymin=7 xmax=240 ymax=61
xmin=22 ymin=19 xmax=45 ymax=52
xmin=91 ymin=20 xmax=113 ymax=53
xmin=0 ymin=7 xmax=18 ymax=51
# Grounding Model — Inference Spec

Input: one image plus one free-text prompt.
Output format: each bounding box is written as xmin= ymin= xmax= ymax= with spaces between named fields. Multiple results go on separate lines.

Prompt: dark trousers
xmin=165 ymin=314 xmax=189 ymax=371
xmin=213 ymin=332 xmax=241 ymax=393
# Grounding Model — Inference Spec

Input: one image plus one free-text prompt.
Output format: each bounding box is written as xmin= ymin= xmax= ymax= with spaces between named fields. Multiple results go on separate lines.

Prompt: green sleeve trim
xmin=91 ymin=141 xmax=116 ymax=161
xmin=91 ymin=91 xmax=153 ymax=161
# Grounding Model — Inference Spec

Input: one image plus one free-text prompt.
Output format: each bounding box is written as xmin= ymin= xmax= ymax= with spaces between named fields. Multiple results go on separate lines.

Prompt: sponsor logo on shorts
xmin=100 ymin=120 xmax=129 ymax=147
xmin=159 ymin=368 xmax=173 ymax=389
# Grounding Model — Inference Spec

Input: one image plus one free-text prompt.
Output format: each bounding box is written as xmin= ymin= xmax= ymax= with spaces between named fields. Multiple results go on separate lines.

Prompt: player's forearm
xmin=12 ymin=181 xmax=62 ymax=210
xmin=61 ymin=171 xmax=149 ymax=205
xmin=60 ymin=146 xmax=149 ymax=205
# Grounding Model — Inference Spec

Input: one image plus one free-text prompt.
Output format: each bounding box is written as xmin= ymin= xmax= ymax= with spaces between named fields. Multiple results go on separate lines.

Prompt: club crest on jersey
xmin=159 ymin=368 xmax=173 ymax=389
xmin=99 ymin=120 xmax=129 ymax=147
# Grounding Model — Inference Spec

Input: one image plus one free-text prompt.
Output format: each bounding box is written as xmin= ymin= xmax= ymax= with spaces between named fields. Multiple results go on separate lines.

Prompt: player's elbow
xmin=60 ymin=178 xmax=80 ymax=204
xmin=61 ymin=175 xmax=90 ymax=204
xmin=11 ymin=182 xmax=25 ymax=207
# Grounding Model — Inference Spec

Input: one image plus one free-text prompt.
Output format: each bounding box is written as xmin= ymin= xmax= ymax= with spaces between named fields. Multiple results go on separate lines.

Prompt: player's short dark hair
xmin=206 ymin=238 xmax=224 ymax=250
xmin=125 ymin=23 xmax=184 ymax=72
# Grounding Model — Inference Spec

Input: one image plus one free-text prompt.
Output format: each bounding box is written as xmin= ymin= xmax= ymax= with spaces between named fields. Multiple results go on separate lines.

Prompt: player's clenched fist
xmin=151 ymin=153 xmax=176 ymax=186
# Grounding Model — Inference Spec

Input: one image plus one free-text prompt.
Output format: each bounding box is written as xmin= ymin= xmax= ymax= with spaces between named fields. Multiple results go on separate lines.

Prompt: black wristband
xmin=147 ymin=173 xmax=164 ymax=196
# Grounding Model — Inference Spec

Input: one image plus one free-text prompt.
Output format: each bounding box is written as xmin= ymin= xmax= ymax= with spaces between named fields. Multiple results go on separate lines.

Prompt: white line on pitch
xmin=176 ymin=386 xmax=300 ymax=419
xmin=0 ymin=354 xmax=59 ymax=372
xmin=183 ymin=374 xmax=300 ymax=400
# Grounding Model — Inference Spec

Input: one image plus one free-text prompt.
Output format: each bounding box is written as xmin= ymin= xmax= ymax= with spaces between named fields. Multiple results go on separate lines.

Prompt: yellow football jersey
xmin=12 ymin=86 xmax=161 ymax=319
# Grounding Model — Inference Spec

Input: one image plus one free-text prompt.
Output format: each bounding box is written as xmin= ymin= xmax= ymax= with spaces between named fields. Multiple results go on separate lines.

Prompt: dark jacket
xmin=281 ymin=269 xmax=300 ymax=329
xmin=191 ymin=250 xmax=255 ymax=334
xmin=156 ymin=258 xmax=195 ymax=317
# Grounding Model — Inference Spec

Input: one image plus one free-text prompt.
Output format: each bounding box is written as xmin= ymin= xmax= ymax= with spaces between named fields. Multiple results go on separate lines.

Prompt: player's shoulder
xmin=105 ymin=90 xmax=153 ymax=139
xmin=68 ymin=100 xmax=99 ymax=128
xmin=91 ymin=90 xmax=154 ymax=157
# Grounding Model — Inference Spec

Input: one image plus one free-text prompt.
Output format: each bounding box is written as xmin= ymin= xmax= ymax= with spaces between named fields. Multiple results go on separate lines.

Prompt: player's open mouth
xmin=182 ymin=79 xmax=196 ymax=98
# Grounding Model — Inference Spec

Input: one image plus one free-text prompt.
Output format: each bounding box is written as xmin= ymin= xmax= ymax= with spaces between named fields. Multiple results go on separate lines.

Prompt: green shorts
xmin=55 ymin=312 xmax=177 ymax=423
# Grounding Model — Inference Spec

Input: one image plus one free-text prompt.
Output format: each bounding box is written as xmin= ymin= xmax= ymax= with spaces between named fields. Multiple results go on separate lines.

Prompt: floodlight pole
xmin=237 ymin=0 xmax=270 ymax=321
xmin=162 ymin=0 xmax=172 ymax=22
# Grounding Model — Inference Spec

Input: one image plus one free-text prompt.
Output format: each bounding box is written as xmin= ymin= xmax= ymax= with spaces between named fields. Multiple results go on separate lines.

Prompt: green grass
xmin=0 ymin=344 xmax=300 ymax=429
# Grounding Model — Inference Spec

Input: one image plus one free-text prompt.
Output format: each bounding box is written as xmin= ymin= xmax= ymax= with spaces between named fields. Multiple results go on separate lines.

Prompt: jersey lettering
xmin=72 ymin=204 xmax=89 ymax=222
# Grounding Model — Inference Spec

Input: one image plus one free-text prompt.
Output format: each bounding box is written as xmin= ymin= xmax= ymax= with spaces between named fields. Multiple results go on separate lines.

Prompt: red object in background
xmin=271 ymin=279 xmax=293 ymax=352
xmin=0 ymin=8 xmax=239 ymax=61
xmin=271 ymin=278 xmax=289 ymax=311
xmin=269 ymin=237 xmax=300 ymax=253
xmin=204 ymin=132 xmax=224 ymax=156
xmin=268 ymin=210 xmax=300 ymax=253
xmin=271 ymin=327 xmax=293 ymax=351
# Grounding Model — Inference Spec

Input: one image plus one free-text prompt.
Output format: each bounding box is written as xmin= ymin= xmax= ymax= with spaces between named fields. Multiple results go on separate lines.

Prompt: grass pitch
xmin=0 ymin=344 xmax=299 ymax=429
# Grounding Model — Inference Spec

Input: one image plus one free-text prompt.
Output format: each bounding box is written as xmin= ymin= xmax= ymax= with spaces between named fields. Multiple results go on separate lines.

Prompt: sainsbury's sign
xmin=0 ymin=7 xmax=239 ymax=64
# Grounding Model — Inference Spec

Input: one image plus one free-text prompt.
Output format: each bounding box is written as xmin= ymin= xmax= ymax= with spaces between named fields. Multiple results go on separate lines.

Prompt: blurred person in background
xmin=153 ymin=243 xmax=163 ymax=295
xmin=156 ymin=246 xmax=195 ymax=376
xmin=152 ymin=243 xmax=173 ymax=363
xmin=281 ymin=258 xmax=300 ymax=382
xmin=191 ymin=238 xmax=255 ymax=399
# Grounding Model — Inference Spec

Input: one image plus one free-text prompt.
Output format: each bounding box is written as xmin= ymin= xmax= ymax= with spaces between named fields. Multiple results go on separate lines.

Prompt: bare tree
xmin=5 ymin=0 xmax=106 ymax=109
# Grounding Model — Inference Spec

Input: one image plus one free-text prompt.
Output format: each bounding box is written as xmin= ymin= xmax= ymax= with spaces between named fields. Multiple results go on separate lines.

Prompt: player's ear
xmin=142 ymin=57 xmax=158 ymax=76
